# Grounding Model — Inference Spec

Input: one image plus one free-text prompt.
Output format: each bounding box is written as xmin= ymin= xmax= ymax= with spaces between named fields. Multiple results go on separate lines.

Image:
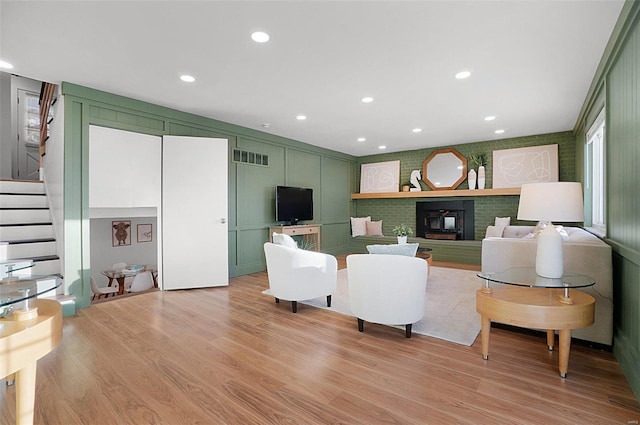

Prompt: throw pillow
xmin=272 ymin=232 xmax=298 ymax=249
xmin=495 ymin=217 xmax=511 ymax=227
xmin=351 ymin=216 xmax=371 ymax=237
xmin=366 ymin=243 xmax=419 ymax=257
xmin=365 ymin=220 xmax=384 ymax=236
xmin=485 ymin=225 xmax=506 ymax=238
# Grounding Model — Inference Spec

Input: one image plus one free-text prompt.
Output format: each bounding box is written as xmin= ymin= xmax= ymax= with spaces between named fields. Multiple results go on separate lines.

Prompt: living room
xmin=1 ymin=1 xmax=640 ymax=423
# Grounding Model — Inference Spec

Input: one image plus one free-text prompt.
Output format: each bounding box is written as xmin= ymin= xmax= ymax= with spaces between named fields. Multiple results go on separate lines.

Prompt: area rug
xmin=264 ymin=267 xmax=482 ymax=346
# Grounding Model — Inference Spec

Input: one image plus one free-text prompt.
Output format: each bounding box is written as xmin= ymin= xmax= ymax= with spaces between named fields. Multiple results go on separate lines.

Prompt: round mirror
xmin=422 ymin=148 xmax=467 ymax=190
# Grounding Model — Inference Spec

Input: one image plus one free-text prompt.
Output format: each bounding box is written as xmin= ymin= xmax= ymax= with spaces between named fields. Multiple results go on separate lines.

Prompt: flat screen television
xmin=275 ymin=185 xmax=313 ymax=225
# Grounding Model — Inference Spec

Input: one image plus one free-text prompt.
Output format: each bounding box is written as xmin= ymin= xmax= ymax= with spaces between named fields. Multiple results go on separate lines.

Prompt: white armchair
xmin=347 ymin=254 xmax=427 ymax=338
xmin=263 ymin=242 xmax=337 ymax=313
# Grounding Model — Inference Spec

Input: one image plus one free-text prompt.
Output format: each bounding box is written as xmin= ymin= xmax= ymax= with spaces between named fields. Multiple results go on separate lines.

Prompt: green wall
xmin=352 ymin=131 xmax=576 ymax=246
xmin=61 ymin=83 xmax=356 ymax=308
xmin=574 ymin=0 xmax=640 ymax=401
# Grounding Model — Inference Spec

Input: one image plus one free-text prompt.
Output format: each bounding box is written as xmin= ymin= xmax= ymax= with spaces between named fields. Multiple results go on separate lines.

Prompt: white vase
xmin=477 ymin=166 xmax=485 ymax=190
xmin=397 ymin=236 xmax=407 ymax=244
xmin=468 ymin=169 xmax=477 ymax=190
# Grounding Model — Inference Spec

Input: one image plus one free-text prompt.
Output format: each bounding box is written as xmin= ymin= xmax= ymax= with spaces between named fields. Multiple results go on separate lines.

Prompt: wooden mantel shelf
xmin=351 ymin=187 xmax=521 ymax=199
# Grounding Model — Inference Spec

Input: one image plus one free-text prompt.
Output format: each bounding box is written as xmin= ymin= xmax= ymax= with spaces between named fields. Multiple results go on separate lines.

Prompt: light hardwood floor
xmin=2 ymin=257 xmax=639 ymax=424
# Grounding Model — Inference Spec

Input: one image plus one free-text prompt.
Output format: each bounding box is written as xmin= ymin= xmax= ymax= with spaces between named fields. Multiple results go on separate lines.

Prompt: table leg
xmin=16 ymin=362 xmax=37 ymax=425
xmin=546 ymin=330 xmax=555 ymax=351
xmin=481 ymin=315 xmax=491 ymax=360
xmin=558 ymin=329 xmax=571 ymax=378
xmin=117 ymin=277 xmax=125 ymax=295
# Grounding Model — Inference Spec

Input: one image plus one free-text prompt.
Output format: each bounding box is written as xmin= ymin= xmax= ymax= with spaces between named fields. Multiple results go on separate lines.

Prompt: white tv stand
xmin=269 ymin=224 xmax=321 ymax=251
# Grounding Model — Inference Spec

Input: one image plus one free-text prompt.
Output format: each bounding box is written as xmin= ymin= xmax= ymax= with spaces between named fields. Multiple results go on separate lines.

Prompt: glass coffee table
xmin=476 ymin=267 xmax=596 ymax=378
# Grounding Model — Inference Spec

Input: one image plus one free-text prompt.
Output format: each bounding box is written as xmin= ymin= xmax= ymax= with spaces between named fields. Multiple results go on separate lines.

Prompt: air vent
xmin=233 ymin=148 xmax=269 ymax=166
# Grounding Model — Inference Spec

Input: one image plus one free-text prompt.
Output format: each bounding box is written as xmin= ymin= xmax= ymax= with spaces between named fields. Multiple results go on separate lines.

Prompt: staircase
xmin=0 ymin=179 xmax=61 ymax=275
xmin=0 ymin=179 xmax=76 ymax=315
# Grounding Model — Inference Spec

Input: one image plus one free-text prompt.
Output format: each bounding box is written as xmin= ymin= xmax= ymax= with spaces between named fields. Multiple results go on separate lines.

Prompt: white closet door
xmin=162 ymin=136 xmax=228 ymax=289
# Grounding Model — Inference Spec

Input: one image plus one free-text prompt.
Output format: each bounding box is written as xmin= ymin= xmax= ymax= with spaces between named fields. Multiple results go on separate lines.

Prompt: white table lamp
xmin=517 ymin=182 xmax=584 ymax=279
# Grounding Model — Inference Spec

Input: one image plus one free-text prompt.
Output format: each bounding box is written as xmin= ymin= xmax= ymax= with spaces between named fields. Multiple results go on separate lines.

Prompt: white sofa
xmin=482 ymin=225 xmax=613 ymax=346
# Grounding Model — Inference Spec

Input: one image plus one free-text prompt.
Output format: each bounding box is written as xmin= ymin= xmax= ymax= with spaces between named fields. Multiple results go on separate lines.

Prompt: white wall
xmin=43 ymin=92 xmax=65 ymax=279
xmin=89 ymin=125 xmax=161 ymax=209
xmin=90 ymin=216 xmax=158 ymax=286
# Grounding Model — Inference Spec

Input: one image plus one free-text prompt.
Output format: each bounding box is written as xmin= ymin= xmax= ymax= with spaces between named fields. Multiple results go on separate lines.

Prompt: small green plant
xmin=469 ymin=152 xmax=487 ymax=168
xmin=297 ymin=239 xmax=317 ymax=251
xmin=392 ymin=224 xmax=413 ymax=237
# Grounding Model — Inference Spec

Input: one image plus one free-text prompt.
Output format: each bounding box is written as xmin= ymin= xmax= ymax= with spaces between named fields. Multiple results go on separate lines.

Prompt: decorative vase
xmin=402 ymin=185 xmax=410 ymax=192
xmin=468 ymin=169 xmax=477 ymax=190
xmin=397 ymin=236 xmax=407 ymax=244
xmin=477 ymin=166 xmax=485 ymax=190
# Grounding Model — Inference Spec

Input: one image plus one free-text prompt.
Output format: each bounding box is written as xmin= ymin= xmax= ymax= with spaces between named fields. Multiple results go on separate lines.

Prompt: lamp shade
xmin=517 ymin=182 xmax=584 ymax=222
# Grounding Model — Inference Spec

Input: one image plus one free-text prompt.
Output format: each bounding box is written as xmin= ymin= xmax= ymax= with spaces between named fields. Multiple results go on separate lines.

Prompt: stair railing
xmin=38 ymin=82 xmax=57 ymax=168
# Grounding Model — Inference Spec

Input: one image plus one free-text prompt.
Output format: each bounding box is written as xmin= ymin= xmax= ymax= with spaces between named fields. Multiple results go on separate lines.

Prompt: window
xmin=586 ymin=109 xmax=605 ymax=235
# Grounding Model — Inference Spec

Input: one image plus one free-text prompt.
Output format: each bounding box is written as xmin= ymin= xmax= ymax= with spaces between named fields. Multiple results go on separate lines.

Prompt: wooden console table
xmin=270 ymin=224 xmax=321 ymax=251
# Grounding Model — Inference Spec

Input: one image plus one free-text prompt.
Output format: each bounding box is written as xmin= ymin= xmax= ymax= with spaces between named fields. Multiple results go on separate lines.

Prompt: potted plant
xmin=392 ymin=223 xmax=413 ymax=244
xmin=400 ymin=181 xmax=411 ymax=192
xmin=469 ymin=152 xmax=488 ymax=189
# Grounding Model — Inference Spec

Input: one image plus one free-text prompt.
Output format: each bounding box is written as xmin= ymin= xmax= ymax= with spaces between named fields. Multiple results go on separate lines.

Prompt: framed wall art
xmin=360 ymin=160 xmax=400 ymax=193
xmin=112 ymin=221 xmax=131 ymax=247
xmin=492 ymin=144 xmax=559 ymax=188
xmin=137 ymin=224 xmax=153 ymax=243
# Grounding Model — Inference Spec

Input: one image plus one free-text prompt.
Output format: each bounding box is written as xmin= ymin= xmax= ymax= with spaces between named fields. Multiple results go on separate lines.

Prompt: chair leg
xmin=274 ymin=297 xmax=280 ymax=304
xmin=405 ymin=324 xmax=412 ymax=338
xmin=326 ymin=295 xmax=332 ymax=307
xmin=357 ymin=318 xmax=364 ymax=332
xmin=291 ymin=301 xmax=297 ymax=313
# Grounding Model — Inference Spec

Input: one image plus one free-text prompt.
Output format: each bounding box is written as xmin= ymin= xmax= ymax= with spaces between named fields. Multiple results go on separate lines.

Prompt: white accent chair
xmin=347 ymin=254 xmax=428 ymax=338
xmin=263 ymin=242 xmax=337 ymax=313
xmin=127 ymin=271 xmax=155 ymax=293
xmin=90 ymin=276 xmax=119 ymax=300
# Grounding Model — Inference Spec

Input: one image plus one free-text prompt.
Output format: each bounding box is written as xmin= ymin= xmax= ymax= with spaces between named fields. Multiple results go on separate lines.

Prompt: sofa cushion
xmin=485 ymin=225 xmax=506 ymax=238
xmin=366 ymin=243 xmax=419 ymax=257
xmin=351 ymin=216 xmax=371 ymax=237
xmin=365 ymin=220 xmax=384 ymax=236
xmin=272 ymin=232 xmax=298 ymax=249
xmin=495 ymin=217 xmax=511 ymax=227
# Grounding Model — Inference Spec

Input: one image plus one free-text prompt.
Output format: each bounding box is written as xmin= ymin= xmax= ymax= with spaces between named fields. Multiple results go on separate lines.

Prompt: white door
xmin=16 ymin=90 xmax=41 ymax=180
xmin=162 ymin=136 xmax=228 ymax=289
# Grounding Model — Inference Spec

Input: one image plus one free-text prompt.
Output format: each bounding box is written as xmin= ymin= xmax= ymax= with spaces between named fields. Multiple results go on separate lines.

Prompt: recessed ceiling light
xmin=296 ymin=115 xmax=307 ymax=120
xmin=455 ymin=71 xmax=471 ymax=79
xmin=0 ymin=60 xmax=14 ymax=69
xmin=412 ymin=128 xmax=422 ymax=133
xmin=251 ymin=31 xmax=270 ymax=43
xmin=378 ymin=145 xmax=386 ymax=150
xmin=484 ymin=116 xmax=496 ymax=121
xmin=180 ymin=75 xmax=195 ymax=83
xmin=357 ymin=137 xmax=366 ymax=142
xmin=495 ymin=129 xmax=505 ymax=134
xmin=361 ymin=97 xmax=374 ymax=103
xmin=262 ymin=123 xmax=270 ymax=128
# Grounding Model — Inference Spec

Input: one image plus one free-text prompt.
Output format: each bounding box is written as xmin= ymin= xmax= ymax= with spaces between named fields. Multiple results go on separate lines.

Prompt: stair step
xmin=6 ymin=240 xmax=57 ymax=258
xmin=0 ymin=193 xmax=48 ymax=208
xmin=32 ymin=254 xmax=59 ymax=262
xmin=0 ymin=224 xmax=54 ymax=240
xmin=4 ymin=238 xmax=56 ymax=245
xmin=0 ymin=180 xmax=44 ymax=194
xmin=0 ymin=209 xmax=50 ymax=224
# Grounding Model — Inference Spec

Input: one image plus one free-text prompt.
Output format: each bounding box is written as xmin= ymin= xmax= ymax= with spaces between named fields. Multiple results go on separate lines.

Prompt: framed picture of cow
xmin=112 ymin=221 xmax=132 ymax=247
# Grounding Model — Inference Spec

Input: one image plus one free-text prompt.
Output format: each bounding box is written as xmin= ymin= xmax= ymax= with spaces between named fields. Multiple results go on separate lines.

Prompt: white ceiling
xmin=0 ymin=1 xmax=624 ymax=156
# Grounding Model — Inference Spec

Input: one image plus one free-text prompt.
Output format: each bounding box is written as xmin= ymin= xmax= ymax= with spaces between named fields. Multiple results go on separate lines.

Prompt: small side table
xmin=415 ymin=247 xmax=433 ymax=270
xmin=476 ymin=267 xmax=595 ymax=378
